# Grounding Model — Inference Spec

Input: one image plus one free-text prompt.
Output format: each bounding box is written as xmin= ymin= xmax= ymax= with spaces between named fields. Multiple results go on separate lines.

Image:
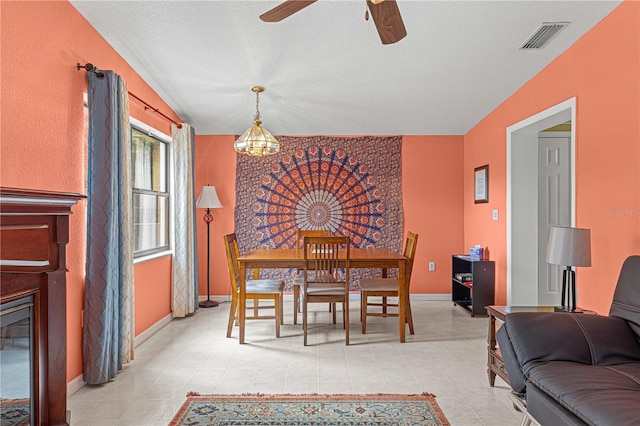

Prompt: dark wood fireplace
xmin=1 ymin=188 xmax=83 ymax=426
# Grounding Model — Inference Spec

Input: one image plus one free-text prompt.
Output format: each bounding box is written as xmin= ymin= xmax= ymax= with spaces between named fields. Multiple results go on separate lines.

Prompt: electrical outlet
xmin=429 ymin=262 xmax=436 ymax=271
xmin=492 ymin=209 xmax=499 ymax=221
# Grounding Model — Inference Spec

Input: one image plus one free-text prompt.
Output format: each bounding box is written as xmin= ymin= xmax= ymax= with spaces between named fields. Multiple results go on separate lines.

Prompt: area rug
xmin=0 ymin=398 xmax=30 ymax=426
xmin=169 ymin=392 xmax=449 ymax=425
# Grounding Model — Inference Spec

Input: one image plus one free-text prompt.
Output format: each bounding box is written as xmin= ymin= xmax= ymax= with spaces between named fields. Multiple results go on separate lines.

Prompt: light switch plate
xmin=492 ymin=209 xmax=499 ymax=221
xmin=428 ymin=262 xmax=436 ymax=271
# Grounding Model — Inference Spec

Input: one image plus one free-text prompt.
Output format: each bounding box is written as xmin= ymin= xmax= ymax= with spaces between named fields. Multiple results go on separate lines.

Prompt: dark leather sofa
xmin=496 ymin=255 xmax=640 ymax=426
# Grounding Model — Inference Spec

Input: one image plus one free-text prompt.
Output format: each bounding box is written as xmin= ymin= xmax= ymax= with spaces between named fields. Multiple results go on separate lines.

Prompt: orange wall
xmin=134 ymin=257 xmax=172 ymax=335
xmin=194 ymin=135 xmax=465 ymax=297
xmin=403 ymin=136 xmax=465 ymax=294
xmin=1 ymin=1 xmax=178 ymax=381
xmin=463 ymin=1 xmax=640 ymax=312
xmin=194 ymin=136 xmax=238 ymax=301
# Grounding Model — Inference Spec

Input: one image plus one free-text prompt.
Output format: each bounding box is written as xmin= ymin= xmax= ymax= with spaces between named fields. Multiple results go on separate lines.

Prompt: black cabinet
xmin=452 ymin=255 xmax=495 ymax=317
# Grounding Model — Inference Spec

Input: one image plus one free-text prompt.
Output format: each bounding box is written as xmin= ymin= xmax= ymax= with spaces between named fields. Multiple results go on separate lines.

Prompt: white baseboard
xmin=205 ymin=294 xmax=452 ymax=302
xmin=67 ymin=373 xmax=86 ymax=396
xmin=68 ymin=313 xmax=173 ymax=396
xmin=410 ymin=294 xmax=451 ymax=301
xmin=134 ymin=313 xmax=173 ymax=347
xmin=357 ymin=293 xmax=452 ymax=301
xmin=200 ymin=295 xmax=232 ymax=303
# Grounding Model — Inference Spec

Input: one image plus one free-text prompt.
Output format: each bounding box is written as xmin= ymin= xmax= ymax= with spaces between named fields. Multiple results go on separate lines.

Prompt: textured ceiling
xmin=70 ymin=1 xmax=620 ymax=136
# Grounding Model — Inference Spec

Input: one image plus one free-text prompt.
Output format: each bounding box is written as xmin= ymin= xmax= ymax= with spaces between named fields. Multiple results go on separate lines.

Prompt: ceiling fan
xmin=260 ymin=0 xmax=407 ymax=45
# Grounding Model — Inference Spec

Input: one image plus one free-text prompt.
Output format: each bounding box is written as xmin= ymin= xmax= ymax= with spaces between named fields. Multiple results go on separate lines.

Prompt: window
xmin=131 ymin=122 xmax=171 ymax=257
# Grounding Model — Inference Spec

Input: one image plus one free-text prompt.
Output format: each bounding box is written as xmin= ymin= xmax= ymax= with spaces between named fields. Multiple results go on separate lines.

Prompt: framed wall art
xmin=474 ymin=165 xmax=489 ymax=204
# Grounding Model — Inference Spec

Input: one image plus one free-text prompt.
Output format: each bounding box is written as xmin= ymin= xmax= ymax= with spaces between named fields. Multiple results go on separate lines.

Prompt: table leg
xmin=239 ymin=262 xmax=247 ymax=344
xmin=398 ymin=259 xmax=406 ymax=343
xmin=293 ymin=285 xmax=299 ymax=325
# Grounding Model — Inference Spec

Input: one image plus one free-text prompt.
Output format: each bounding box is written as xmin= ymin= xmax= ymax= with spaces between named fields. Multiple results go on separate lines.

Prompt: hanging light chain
xmin=253 ymin=86 xmax=263 ymax=122
xmin=255 ymin=90 xmax=261 ymax=121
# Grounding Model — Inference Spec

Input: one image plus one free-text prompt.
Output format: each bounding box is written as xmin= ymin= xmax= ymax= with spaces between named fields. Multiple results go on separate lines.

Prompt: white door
xmin=537 ymin=132 xmax=571 ymax=305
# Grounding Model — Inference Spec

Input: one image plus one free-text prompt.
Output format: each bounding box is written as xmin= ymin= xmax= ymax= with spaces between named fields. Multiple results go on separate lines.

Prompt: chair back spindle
xmin=301 ymin=235 xmax=351 ymax=345
xmin=292 ymin=229 xmax=332 ymax=324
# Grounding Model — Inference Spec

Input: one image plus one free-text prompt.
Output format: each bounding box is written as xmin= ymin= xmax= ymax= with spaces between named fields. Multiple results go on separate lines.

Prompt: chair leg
xmin=406 ymin=296 xmax=415 ymax=334
xmin=226 ymin=295 xmax=237 ymax=338
xmin=253 ymin=299 xmax=259 ymax=317
xmin=274 ymin=296 xmax=281 ymax=338
xmin=280 ymin=293 xmax=284 ymax=325
xmin=382 ymin=296 xmax=387 ymax=315
xmin=362 ymin=292 xmax=367 ymax=334
xmin=303 ymin=295 xmax=308 ymax=346
xmin=332 ymin=302 xmax=337 ymax=324
xmin=293 ymin=285 xmax=299 ymax=325
xmin=344 ymin=297 xmax=349 ymax=345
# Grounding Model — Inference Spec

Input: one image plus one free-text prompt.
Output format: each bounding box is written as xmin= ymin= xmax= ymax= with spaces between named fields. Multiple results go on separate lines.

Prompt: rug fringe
xmin=184 ymin=392 xmax=438 ymax=400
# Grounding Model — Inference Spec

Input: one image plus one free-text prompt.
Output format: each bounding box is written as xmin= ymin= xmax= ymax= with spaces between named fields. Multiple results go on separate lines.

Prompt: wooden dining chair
xmin=223 ymin=233 xmax=285 ymax=338
xmin=302 ymin=235 xmax=350 ymax=346
xmin=359 ymin=232 xmax=419 ymax=335
xmin=292 ymin=229 xmax=332 ymax=324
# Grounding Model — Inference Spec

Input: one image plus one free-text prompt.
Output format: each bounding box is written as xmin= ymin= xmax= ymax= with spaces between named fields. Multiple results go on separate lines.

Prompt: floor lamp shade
xmin=546 ymin=226 xmax=591 ymax=312
xmin=197 ymin=186 xmax=223 ymax=308
xmin=197 ymin=186 xmax=223 ymax=209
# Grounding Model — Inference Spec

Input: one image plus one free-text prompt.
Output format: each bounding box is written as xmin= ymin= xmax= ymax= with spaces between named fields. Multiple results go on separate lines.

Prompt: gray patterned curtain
xmin=171 ymin=123 xmax=199 ymax=317
xmin=83 ymin=70 xmax=135 ymax=384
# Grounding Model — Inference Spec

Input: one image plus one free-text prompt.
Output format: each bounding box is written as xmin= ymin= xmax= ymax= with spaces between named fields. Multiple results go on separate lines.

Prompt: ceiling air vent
xmin=520 ymin=22 xmax=570 ymax=49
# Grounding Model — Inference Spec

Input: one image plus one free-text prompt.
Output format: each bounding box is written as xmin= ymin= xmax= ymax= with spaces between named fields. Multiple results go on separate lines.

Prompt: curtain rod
xmin=77 ymin=63 xmax=182 ymax=129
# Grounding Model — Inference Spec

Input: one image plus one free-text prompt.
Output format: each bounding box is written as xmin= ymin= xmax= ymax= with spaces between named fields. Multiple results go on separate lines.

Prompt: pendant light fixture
xmin=234 ymin=86 xmax=280 ymax=156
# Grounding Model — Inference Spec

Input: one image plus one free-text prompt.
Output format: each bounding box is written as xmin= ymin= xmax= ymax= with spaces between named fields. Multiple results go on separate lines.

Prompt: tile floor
xmin=67 ymin=298 xmax=524 ymax=425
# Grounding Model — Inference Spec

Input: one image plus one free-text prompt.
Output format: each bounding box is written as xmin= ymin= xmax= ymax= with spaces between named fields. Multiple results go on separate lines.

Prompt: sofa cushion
xmin=504 ymin=312 xmax=640 ymax=370
xmin=527 ymin=361 xmax=640 ymax=426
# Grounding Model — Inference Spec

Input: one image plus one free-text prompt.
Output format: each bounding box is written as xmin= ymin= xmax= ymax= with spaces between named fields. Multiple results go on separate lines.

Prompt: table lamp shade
xmin=197 ymin=186 xmax=223 ymax=209
xmin=546 ymin=226 xmax=591 ymax=267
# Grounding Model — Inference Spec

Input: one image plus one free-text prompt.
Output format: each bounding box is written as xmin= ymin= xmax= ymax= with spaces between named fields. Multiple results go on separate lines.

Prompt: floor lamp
xmin=546 ymin=226 xmax=591 ymax=312
xmin=197 ymin=186 xmax=223 ymax=308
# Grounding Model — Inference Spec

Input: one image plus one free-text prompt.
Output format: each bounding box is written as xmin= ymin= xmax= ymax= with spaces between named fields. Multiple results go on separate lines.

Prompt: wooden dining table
xmin=236 ymin=248 xmax=408 ymax=344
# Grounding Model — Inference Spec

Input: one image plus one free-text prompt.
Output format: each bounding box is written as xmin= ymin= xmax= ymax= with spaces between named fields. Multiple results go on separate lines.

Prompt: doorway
xmin=506 ymin=98 xmax=576 ymax=305
xmin=538 ymin=130 xmax=571 ymax=304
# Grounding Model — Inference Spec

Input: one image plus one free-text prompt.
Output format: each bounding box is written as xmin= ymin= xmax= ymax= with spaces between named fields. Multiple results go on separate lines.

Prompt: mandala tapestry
xmin=234 ymin=136 xmax=403 ymax=289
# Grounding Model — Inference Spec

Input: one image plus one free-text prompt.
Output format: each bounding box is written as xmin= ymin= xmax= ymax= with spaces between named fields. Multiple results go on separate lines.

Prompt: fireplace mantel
xmin=1 ymin=187 xmax=84 ymax=426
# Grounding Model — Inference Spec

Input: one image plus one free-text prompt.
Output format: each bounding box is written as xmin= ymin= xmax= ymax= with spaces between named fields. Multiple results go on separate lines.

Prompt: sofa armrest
xmin=503 ymin=313 xmax=640 ymax=375
xmin=496 ymin=325 xmax=527 ymax=393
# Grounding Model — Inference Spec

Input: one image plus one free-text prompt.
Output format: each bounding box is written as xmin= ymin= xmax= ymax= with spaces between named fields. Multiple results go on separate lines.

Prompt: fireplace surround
xmin=0 ymin=188 xmax=83 ymax=426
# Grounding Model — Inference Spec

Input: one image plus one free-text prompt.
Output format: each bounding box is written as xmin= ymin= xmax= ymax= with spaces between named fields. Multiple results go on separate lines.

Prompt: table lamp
xmin=197 ymin=186 xmax=223 ymax=308
xmin=546 ymin=226 xmax=591 ymax=312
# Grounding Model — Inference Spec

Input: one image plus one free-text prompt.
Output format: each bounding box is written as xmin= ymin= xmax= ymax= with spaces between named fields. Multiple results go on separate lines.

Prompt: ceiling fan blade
xmin=366 ymin=0 xmax=407 ymax=45
xmin=260 ymin=0 xmax=318 ymax=22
